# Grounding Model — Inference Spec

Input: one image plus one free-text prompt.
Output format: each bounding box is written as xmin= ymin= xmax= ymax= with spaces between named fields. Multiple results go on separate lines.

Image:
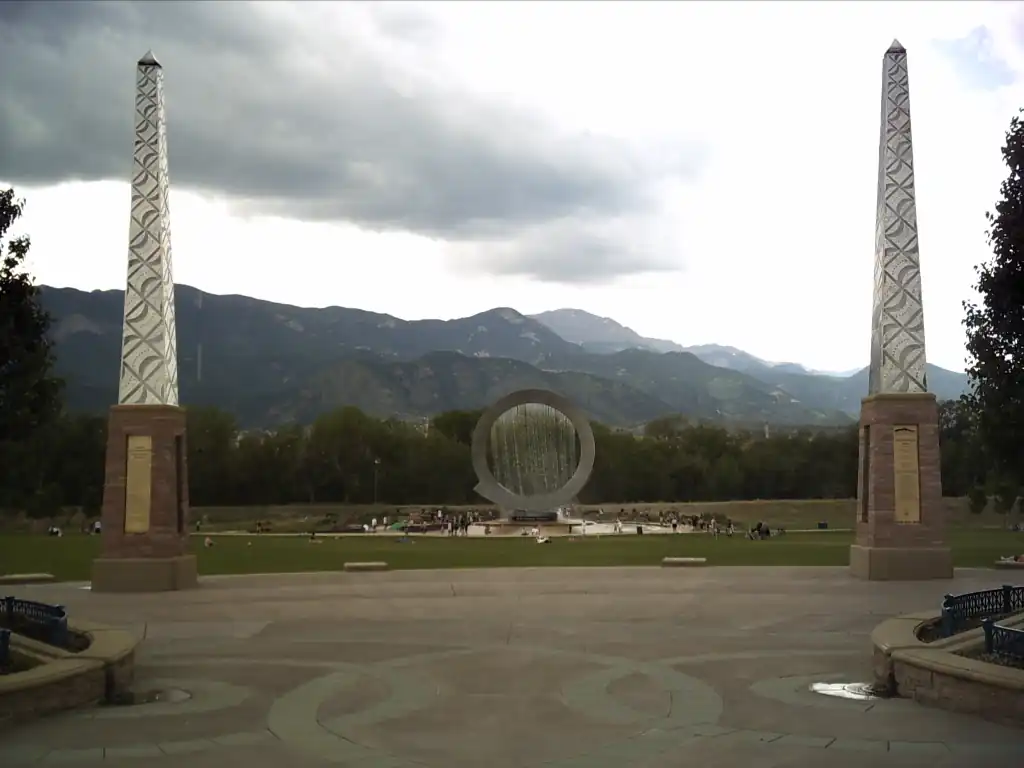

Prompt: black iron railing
xmin=940 ymin=585 xmax=1023 ymax=636
xmin=1 ymin=596 xmax=68 ymax=647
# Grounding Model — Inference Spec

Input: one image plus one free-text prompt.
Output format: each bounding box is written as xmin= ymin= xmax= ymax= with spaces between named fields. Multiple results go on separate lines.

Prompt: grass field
xmin=185 ymin=497 xmax=1015 ymax=534
xmin=8 ymin=498 xmax=1018 ymax=536
xmin=1 ymin=529 xmax=1022 ymax=582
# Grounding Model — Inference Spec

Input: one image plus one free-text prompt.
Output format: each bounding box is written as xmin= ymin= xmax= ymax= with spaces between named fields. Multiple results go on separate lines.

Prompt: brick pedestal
xmin=92 ymin=405 xmax=197 ymax=592
xmin=850 ymin=393 xmax=952 ymax=580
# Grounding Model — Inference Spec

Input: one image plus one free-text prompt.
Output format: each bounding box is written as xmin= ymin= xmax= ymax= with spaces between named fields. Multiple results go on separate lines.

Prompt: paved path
xmin=2 ymin=567 xmax=1022 ymax=767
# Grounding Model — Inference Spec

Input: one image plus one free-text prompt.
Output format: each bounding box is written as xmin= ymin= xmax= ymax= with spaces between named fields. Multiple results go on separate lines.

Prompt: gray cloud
xmin=454 ymin=215 xmax=682 ymax=285
xmin=0 ymin=1 xmax=705 ymax=281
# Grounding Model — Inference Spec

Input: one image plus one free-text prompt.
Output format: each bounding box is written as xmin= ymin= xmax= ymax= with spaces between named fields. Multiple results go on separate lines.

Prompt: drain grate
xmin=105 ymin=687 xmax=192 ymax=707
xmin=809 ymin=682 xmax=890 ymax=701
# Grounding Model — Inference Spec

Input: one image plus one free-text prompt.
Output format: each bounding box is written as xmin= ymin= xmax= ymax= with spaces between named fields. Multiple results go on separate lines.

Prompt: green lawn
xmin=1 ymin=530 xmax=1022 ymax=582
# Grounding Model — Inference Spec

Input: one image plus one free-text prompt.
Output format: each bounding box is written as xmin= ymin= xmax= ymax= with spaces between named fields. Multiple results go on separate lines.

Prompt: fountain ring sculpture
xmin=471 ymin=389 xmax=596 ymax=512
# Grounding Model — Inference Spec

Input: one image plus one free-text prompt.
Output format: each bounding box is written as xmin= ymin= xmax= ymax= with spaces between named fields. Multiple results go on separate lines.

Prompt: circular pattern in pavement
xmin=3 ymin=645 xmax=1023 ymax=765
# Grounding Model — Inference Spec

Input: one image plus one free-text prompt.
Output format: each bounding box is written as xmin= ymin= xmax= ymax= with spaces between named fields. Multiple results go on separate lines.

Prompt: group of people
xmin=439 ymin=515 xmax=473 ymax=536
xmin=363 ymin=516 xmax=390 ymax=533
xmin=747 ymin=521 xmax=785 ymax=540
xmin=705 ymin=519 xmax=736 ymax=537
xmin=46 ymin=521 xmax=102 ymax=537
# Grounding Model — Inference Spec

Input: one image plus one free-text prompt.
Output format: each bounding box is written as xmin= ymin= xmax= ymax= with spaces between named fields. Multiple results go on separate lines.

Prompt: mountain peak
xmin=492 ymin=307 xmax=525 ymax=322
xmin=531 ymin=307 xmax=684 ymax=354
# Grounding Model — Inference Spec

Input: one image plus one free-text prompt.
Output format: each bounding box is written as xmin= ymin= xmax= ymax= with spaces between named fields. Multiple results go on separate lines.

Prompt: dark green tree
xmin=186 ymin=406 xmax=240 ymax=506
xmin=937 ymin=398 xmax=983 ymax=497
xmin=963 ymin=111 xmax=1024 ymax=486
xmin=0 ymin=189 xmax=64 ymax=514
xmin=429 ymin=409 xmax=483 ymax=446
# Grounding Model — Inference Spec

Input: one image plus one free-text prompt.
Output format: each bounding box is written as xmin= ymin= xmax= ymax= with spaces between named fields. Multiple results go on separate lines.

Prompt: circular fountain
xmin=471 ymin=389 xmax=595 ymax=526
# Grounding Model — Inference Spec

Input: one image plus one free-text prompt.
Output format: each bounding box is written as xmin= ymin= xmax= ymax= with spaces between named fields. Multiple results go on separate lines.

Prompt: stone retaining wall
xmin=872 ymin=610 xmax=1024 ymax=728
xmin=0 ymin=619 xmax=138 ymax=729
xmin=892 ymin=653 xmax=1024 ymax=726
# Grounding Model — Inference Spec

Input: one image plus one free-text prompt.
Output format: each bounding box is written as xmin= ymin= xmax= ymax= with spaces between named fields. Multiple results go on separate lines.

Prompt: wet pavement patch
xmin=809 ymin=682 xmax=890 ymax=701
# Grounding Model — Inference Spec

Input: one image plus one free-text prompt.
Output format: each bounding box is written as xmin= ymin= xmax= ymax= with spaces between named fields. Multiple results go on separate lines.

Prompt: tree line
xmin=0 ymin=399 xmax=1001 ymax=517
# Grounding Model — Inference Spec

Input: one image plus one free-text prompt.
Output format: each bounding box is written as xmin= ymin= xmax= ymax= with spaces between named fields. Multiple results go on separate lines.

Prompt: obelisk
xmin=849 ymin=41 xmax=951 ymax=581
xmin=92 ymin=51 xmax=198 ymax=592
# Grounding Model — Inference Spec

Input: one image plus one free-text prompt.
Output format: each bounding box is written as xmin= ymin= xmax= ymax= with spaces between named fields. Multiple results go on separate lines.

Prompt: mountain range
xmin=39 ymin=286 xmax=970 ymax=429
xmin=532 ymin=309 xmax=853 ymax=375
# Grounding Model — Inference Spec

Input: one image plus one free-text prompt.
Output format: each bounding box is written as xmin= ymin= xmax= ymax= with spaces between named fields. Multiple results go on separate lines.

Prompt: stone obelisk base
xmin=850 ymin=393 xmax=952 ymax=581
xmin=92 ymin=405 xmax=197 ymax=593
xmin=849 ymin=544 xmax=952 ymax=581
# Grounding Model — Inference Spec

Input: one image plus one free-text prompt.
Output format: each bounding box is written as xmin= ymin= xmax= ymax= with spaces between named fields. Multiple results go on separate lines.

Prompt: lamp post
xmin=373 ymin=457 xmax=381 ymax=505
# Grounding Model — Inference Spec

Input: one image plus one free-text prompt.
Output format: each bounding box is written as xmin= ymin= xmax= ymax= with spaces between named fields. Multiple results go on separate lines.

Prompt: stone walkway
xmin=2 ymin=567 xmax=1022 ymax=767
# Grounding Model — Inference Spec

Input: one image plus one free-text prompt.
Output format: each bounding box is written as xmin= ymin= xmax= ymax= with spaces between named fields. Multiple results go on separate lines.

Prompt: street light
xmin=373 ymin=457 xmax=381 ymax=505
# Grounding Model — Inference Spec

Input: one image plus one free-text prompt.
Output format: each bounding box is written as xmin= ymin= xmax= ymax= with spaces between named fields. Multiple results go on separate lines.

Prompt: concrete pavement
xmin=1 ymin=566 xmax=1022 ymax=767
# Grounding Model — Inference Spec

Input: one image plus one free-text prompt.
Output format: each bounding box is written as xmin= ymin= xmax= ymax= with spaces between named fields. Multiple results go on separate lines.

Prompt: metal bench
xmin=2 ymin=596 xmax=68 ymax=647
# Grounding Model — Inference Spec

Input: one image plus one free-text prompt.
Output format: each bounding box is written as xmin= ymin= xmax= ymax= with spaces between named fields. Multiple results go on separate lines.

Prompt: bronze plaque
xmin=124 ymin=435 xmax=153 ymax=534
xmin=892 ymin=425 xmax=921 ymax=524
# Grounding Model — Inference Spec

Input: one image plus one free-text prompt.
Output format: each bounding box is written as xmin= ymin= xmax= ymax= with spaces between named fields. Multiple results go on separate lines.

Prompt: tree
xmin=430 ymin=409 xmax=482 ymax=446
xmin=937 ymin=398 xmax=984 ymax=497
xmin=0 ymin=189 xmax=64 ymax=514
xmin=967 ymin=485 xmax=988 ymax=515
xmin=643 ymin=414 xmax=690 ymax=440
xmin=0 ymin=189 xmax=63 ymax=439
xmin=186 ymin=407 xmax=240 ymax=506
xmin=963 ymin=110 xmax=1024 ymax=486
xmin=991 ymin=476 xmax=1019 ymax=524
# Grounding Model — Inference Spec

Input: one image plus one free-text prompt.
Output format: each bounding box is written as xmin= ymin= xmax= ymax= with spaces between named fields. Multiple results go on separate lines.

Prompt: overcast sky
xmin=1 ymin=1 xmax=1020 ymax=373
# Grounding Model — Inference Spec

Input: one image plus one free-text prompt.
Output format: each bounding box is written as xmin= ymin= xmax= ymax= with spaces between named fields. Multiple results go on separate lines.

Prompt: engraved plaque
xmin=892 ymin=425 xmax=921 ymax=524
xmin=124 ymin=435 xmax=153 ymax=534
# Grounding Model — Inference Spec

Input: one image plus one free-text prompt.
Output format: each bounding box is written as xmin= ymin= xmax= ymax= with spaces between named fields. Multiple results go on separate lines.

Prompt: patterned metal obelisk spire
xmin=868 ymin=40 xmax=928 ymax=395
xmin=118 ymin=51 xmax=179 ymax=406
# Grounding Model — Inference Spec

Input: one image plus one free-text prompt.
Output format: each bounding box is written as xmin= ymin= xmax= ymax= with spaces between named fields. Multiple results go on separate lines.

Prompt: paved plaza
xmin=2 ymin=567 xmax=1022 ymax=767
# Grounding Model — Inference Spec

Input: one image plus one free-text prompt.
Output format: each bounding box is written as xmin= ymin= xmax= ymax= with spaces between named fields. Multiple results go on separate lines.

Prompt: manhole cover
xmin=105 ymin=687 xmax=192 ymax=707
xmin=809 ymin=682 xmax=888 ymax=701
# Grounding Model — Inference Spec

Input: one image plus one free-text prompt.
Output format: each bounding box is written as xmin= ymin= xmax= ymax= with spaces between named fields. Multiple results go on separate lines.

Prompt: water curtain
xmin=489 ymin=404 xmax=579 ymax=499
